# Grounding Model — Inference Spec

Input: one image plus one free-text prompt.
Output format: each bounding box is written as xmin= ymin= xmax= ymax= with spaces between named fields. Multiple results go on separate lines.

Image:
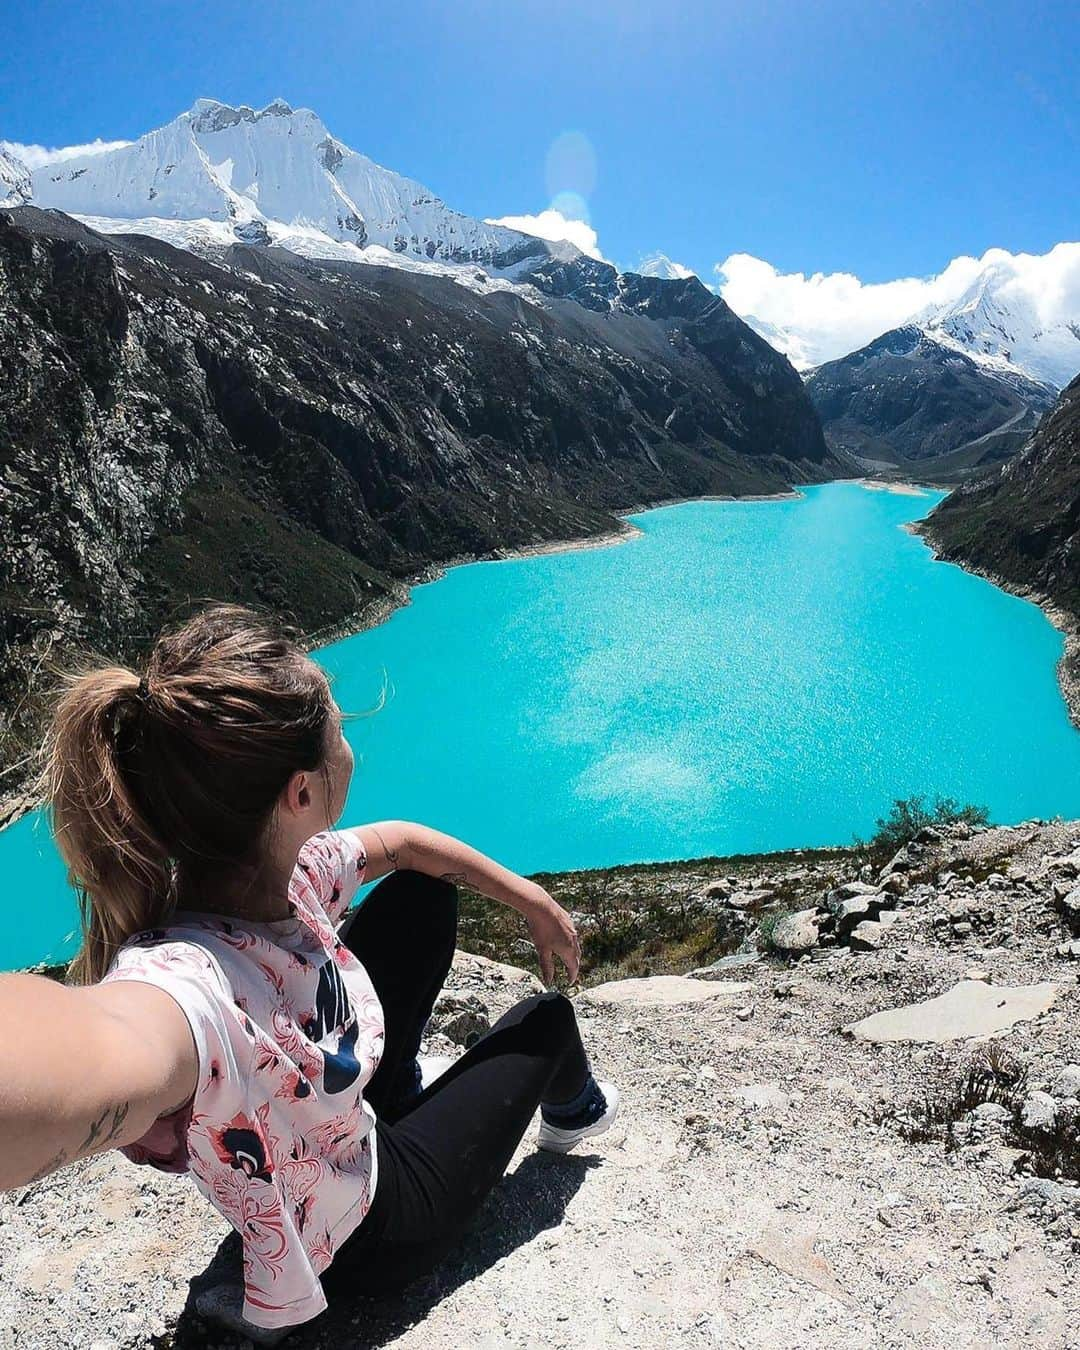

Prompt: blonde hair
xmin=44 ymin=605 xmax=332 ymax=983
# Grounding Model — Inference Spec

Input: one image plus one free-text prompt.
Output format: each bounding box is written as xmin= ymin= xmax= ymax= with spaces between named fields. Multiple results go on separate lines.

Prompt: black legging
xmin=323 ymin=870 xmax=592 ymax=1296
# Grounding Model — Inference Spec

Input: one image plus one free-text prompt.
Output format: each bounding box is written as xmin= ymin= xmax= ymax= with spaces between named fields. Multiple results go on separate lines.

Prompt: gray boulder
xmin=768 ymin=908 xmax=822 ymax=954
xmin=828 ymin=891 xmax=889 ymax=937
xmin=689 ymin=951 xmax=762 ymax=979
xmin=430 ymin=992 xmax=491 ymax=1046
xmin=1053 ymin=1064 xmax=1080 ymax=1099
xmin=848 ymin=919 xmax=892 ymax=952
xmin=829 ymin=881 xmax=882 ymax=902
xmin=1020 ymin=1091 xmax=1058 ymax=1132
xmin=1056 ymin=884 xmax=1080 ymax=934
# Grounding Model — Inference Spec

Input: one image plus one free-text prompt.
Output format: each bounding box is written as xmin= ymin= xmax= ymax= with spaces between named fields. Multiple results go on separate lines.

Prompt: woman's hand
xmin=523 ymin=885 xmax=581 ymax=986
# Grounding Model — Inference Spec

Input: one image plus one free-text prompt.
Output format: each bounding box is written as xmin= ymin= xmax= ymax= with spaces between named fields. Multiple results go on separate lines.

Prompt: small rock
xmin=735 ymin=1005 xmax=754 ymax=1021
xmin=829 ymin=880 xmax=882 ymax=903
xmin=1050 ymin=849 xmax=1080 ymax=879
xmin=829 ymin=893 xmax=886 ymax=936
xmin=732 ymin=1083 xmax=793 ymax=1111
xmin=969 ymin=1229 xmax=1010 ymax=1261
xmin=1020 ymin=1090 xmax=1058 ymax=1132
xmin=848 ymin=920 xmax=889 ymax=952
xmin=1057 ymin=884 xmax=1080 ymax=933
xmin=970 ymin=1102 xmax=1011 ymax=1124
xmin=1053 ymin=1064 xmax=1080 ymax=1098
xmin=689 ymin=950 xmax=762 ymax=978
xmin=768 ymin=908 xmax=822 ymax=954
xmin=430 ymin=993 xmax=491 ymax=1046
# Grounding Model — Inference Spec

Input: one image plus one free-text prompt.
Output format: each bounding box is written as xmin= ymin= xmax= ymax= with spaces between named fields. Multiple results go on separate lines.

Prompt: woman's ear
xmin=282 ymin=768 xmax=313 ymax=818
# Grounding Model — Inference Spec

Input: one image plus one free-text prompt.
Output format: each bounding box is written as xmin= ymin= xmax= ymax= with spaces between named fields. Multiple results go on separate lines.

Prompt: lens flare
xmin=545 ymin=131 xmax=597 ymax=203
xmin=550 ymin=189 xmax=591 ymax=223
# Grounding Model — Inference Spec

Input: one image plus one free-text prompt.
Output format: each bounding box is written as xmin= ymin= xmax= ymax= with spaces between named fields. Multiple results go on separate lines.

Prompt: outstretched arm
xmin=351 ymin=821 xmax=581 ymax=985
xmin=0 ymin=973 xmax=197 ymax=1191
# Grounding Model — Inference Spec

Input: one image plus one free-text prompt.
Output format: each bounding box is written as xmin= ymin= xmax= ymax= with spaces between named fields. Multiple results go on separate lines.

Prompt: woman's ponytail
xmin=45 ymin=667 xmax=174 ymax=984
xmin=41 ymin=606 xmax=333 ymax=984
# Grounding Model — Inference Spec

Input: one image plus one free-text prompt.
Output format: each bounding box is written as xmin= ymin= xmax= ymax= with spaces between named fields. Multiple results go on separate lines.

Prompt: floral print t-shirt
xmin=101 ymin=830 xmax=382 ymax=1331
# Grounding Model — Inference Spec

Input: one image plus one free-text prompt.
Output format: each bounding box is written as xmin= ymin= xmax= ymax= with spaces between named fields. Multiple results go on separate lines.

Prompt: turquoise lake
xmin=5 ymin=481 xmax=1080 ymax=970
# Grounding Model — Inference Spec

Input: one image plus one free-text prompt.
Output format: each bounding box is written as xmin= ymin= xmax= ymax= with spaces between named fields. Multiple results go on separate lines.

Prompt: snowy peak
xmin=635 ymin=251 xmax=696 ymax=281
xmin=919 ymin=261 xmax=1080 ymax=391
xmin=0 ymin=149 xmax=31 ymax=207
xmin=29 ymin=99 xmax=547 ymax=268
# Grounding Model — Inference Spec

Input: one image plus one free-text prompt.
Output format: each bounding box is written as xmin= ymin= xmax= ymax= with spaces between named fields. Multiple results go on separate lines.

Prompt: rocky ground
xmin=2 ymin=821 xmax=1079 ymax=1349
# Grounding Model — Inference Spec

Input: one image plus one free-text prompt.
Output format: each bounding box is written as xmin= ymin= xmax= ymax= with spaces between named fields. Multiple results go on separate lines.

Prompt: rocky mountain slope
xmin=3 ymin=820 xmax=1079 ymax=1348
xmin=923 ymin=375 xmax=1080 ymax=714
xmin=0 ymin=150 xmax=31 ymax=208
xmin=0 ymin=204 xmax=832 ymax=788
xmin=806 ymin=326 xmax=1057 ymax=481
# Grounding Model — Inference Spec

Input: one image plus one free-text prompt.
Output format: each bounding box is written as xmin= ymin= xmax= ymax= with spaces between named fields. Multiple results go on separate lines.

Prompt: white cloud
xmin=486 ymin=208 xmax=605 ymax=261
xmin=0 ymin=138 xmax=132 ymax=171
xmin=715 ymin=243 xmax=1080 ymax=369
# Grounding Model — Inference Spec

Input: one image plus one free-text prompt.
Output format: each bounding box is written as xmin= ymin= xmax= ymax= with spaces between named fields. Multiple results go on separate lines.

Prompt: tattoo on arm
xmin=370 ymin=826 xmax=400 ymax=869
xmin=25 ymin=1149 xmax=69 ymax=1184
xmin=79 ymin=1101 xmax=131 ymax=1155
xmin=439 ymin=871 xmax=468 ymax=886
xmin=22 ymin=1101 xmax=131 ymax=1186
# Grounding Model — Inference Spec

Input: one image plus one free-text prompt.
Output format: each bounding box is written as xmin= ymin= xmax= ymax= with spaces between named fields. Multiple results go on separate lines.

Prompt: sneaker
xmin=418 ymin=1054 xmax=457 ymax=1089
xmin=536 ymin=1080 xmax=620 ymax=1154
xmin=195 ymin=1282 xmax=291 ymax=1344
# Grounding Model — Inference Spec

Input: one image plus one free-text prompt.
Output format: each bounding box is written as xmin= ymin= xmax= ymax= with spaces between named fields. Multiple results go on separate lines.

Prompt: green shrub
xmin=862 ymin=794 xmax=989 ymax=857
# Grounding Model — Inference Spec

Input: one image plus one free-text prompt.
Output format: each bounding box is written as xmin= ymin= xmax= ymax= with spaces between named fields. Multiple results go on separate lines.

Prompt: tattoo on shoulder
xmin=371 ymin=826 xmax=400 ymax=868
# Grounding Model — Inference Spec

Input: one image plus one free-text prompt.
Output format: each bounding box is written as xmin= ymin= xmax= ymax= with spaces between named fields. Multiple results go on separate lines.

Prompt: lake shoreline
xmin=0 ymin=485 xmax=800 ymax=833
xmin=913 ymin=521 xmax=1080 ymax=731
xmin=12 ymin=838 xmax=861 ymax=976
xmin=6 ymin=477 xmax=1070 ymax=840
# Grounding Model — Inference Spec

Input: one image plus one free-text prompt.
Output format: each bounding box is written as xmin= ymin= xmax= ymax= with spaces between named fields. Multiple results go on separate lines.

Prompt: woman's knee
xmin=514 ymin=990 xmax=577 ymax=1041
xmin=343 ymin=869 xmax=458 ymax=953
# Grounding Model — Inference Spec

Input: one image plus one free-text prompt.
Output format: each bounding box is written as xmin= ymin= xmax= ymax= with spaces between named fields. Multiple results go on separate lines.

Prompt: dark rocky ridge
xmin=806 ymin=325 xmax=1057 ymax=482
xmin=0 ymin=206 xmax=835 ymax=786
xmin=924 ymin=374 xmax=1080 ymax=617
xmin=923 ymin=375 xmax=1080 ymax=721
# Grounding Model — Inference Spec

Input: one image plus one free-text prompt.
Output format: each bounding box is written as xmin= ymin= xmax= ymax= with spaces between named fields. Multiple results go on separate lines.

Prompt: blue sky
xmin=2 ymin=0 xmax=1076 ymax=284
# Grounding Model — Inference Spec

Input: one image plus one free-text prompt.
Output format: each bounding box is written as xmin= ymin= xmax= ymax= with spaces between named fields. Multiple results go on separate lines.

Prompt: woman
xmin=0 ymin=605 xmax=618 ymax=1337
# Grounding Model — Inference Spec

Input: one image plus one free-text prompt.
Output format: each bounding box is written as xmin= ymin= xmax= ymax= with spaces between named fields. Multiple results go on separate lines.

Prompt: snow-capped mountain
xmin=28 ymin=98 xmax=547 ymax=269
xmin=735 ymin=247 xmax=1080 ymax=392
xmin=919 ymin=262 xmax=1080 ymax=392
xmin=739 ymin=315 xmax=816 ymax=372
xmin=0 ymin=148 xmax=31 ymax=207
xmin=635 ymin=251 xmax=695 ymax=281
